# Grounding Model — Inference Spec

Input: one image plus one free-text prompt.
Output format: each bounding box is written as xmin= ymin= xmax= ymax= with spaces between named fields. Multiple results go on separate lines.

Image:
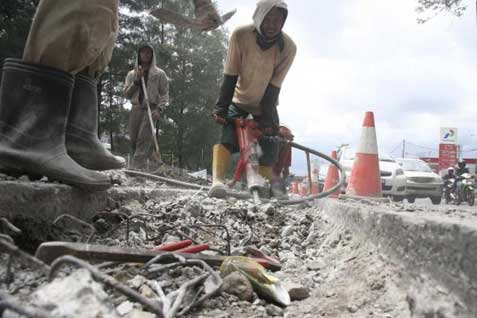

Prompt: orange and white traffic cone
xmin=291 ymin=181 xmax=299 ymax=194
xmin=346 ymin=112 xmax=382 ymax=198
xmin=323 ymin=150 xmax=340 ymax=198
xmin=300 ymin=182 xmax=308 ymax=196
xmin=311 ymin=182 xmax=320 ymax=194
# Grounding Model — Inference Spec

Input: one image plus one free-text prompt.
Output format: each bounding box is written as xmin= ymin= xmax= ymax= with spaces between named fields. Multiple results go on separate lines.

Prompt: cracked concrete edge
xmin=317 ymin=199 xmax=477 ymax=315
xmin=0 ymin=181 xmax=198 ymax=221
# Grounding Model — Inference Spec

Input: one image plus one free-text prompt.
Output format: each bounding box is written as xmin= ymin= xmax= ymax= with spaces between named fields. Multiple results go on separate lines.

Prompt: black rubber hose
xmin=125 ymin=140 xmax=346 ymax=205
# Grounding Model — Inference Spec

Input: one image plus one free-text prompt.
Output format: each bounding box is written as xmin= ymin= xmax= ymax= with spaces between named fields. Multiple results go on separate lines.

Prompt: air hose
xmin=125 ymin=139 xmax=346 ymax=206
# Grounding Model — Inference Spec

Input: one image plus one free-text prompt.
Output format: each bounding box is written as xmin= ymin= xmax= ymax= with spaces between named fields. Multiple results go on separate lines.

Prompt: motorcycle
xmin=455 ymin=173 xmax=475 ymax=206
xmin=443 ymin=178 xmax=457 ymax=204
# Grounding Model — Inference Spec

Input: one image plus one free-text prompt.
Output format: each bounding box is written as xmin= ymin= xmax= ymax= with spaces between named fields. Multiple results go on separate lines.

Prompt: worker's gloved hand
xmin=212 ymin=112 xmax=227 ymax=125
xmin=260 ymin=122 xmax=279 ymax=136
xmin=213 ymin=74 xmax=238 ymax=126
xmin=135 ymin=65 xmax=145 ymax=78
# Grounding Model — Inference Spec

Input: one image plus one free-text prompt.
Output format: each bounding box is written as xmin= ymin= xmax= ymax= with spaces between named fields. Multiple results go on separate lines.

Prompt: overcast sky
xmin=216 ymin=0 xmax=477 ymax=174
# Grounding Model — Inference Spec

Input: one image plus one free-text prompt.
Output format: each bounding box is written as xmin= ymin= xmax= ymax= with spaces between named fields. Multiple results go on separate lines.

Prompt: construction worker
xmin=123 ymin=44 xmax=169 ymax=170
xmin=272 ymin=125 xmax=294 ymax=199
xmin=0 ymin=0 xmax=125 ymax=192
xmin=209 ymin=0 xmax=297 ymax=198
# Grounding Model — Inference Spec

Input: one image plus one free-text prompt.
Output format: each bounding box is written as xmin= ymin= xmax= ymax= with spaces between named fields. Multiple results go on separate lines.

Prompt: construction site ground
xmin=1 ymin=169 xmax=476 ymax=318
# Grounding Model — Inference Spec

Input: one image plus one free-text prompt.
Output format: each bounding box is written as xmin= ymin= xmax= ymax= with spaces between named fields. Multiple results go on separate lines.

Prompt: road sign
xmin=438 ymin=143 xmax=457 ymax=171
xmin=440 ymin=127 xmax=458 ymax=144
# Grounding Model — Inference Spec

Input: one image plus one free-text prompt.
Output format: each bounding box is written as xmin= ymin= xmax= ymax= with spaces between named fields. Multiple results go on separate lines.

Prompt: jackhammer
xmin=227 ymin=116 xmax=267 ymax=203
xmin=125 ymin=120 xmax=346 ymax=205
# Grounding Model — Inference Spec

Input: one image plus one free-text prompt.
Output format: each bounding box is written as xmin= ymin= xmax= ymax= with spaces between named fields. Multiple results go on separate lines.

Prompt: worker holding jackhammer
xmin=0 ymin=0 xmax=125 ymax=191
xmin=209 ymin=0 xmax=297 ymax=198
xmin=123 ymin=44 xmax=170 ymax=170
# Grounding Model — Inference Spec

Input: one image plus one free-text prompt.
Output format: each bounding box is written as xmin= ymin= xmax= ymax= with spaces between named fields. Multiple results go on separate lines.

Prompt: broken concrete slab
xmin=30 ymin=268 xmax=119 ymax=317
xmin=318 ymin=199 xmax=477 ymax=317
xmin=0 ymin=181 xmax=198 ymax=222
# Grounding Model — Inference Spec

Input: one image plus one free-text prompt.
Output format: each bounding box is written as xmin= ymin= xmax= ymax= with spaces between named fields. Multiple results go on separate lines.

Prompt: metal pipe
xmin=306 ymin=151 xmax=312 ymax=195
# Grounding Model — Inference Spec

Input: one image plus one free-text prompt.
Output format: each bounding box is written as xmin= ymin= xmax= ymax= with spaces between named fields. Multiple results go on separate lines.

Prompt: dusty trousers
xmin=128 ymin=106 xmax=158 ymax=169
xmin=22 ymin=0 xmax=119 ymax=77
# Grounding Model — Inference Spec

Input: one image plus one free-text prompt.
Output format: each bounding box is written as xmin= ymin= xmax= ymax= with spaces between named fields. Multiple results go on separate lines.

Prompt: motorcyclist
xmin=455 ymin=160 xmax=470 ymax=196
xmin=443 ymin=166 xmax=456 ymax=182
xmin=442 ymin=166 xmax=456 ymax=195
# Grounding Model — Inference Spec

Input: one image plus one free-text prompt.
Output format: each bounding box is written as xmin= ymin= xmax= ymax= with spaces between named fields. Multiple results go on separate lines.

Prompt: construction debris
xmin=1 ymin=170 xmax=477 ymax=317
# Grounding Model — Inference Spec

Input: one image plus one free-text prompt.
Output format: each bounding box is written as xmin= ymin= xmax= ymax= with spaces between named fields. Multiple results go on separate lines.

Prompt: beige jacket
xmin=123 ymin=44 xmax=169 ymax=110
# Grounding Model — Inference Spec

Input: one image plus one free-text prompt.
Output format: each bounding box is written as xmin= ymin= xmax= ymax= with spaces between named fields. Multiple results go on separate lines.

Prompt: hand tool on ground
xmin=227 ymin=116 xmax=266 ymax=203
xmin=140 ymin=76 xmax=162 ymax=163
xmin=35 ymin=242 xmax=282 ymax=272
xmin=152 ymin=240 xmax=210 ymax=254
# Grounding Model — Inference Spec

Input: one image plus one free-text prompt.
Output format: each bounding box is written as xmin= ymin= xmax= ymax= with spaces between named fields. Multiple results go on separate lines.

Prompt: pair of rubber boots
xmin=208 ymin=144 xmax=288 ymax=200
xmin=0 ymin=59 xmax=125 ymax=191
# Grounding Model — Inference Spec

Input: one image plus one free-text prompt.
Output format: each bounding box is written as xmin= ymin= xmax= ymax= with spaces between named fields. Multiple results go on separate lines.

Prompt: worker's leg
xmin=208 ymin=105 xmax=242 ymax=198
xmin=23 ymin=0 xmax=119 ymax=76
xmin=258 ymin=134 xmax=282 ymax=198
xmin=66 ymin=73 xmax=126 ymax=170
xmin=0 ymin=59 xmax=110 ymax=191
xmin=131 ymin=111 xmax=155 ymax=170
xmin=0 ymin=0 xmax=119 ymax=190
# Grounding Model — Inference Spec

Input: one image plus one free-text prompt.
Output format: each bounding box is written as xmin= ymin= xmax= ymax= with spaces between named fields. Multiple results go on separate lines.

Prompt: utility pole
xmin=402 ymin=139 xmax=406 ymax=158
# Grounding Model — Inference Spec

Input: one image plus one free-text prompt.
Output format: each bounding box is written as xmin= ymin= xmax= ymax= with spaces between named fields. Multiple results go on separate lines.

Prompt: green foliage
xmin=101 ymin=0 xmax=228 ymax=170
xmin=0 ymin=0 xmax=36 ymax=63
xmin=416 ymin=0 xmax=467 ymax=23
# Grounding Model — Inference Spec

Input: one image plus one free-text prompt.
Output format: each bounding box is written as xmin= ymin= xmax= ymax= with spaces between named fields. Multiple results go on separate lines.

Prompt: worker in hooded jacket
xmin=123 ymin=44 xmax=169 ymax=170
xmin=209 ymin=0 xmax=297 ymax=198
xmin=0 ymin=0 xmax=125 ymax=192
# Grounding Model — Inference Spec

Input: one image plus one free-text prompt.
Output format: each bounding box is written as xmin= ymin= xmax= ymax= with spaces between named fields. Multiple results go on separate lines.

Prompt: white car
xmin=337 ymin=146 xmax=407 ymax=201
xmin=395 ymin=158 xmax=443 ymax=205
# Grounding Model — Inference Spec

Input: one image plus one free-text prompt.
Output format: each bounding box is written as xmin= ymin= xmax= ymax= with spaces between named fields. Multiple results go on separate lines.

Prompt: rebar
xmin=52 ymin=214 xmax=96 ymax=243
xmin=0 ymin=239 xmax=50 ymax=275
xmin=144 ymin=253 xmax=222 ymax=318
xmin=49 ymin=255 xmax=165 ymax=318
xmin=0 ymin=218 xmax=21 ymax=235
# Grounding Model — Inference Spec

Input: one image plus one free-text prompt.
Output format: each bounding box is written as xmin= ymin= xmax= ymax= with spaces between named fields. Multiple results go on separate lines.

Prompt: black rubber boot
xmin=0 ymin=59 xmax=111 ymax=191
xmin=66 ymin=74 xmax=126 ymax=171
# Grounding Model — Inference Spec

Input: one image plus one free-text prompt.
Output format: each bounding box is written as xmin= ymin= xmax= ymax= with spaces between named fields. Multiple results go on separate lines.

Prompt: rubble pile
xmin=1 ymin=173 xmax=474 ymax=317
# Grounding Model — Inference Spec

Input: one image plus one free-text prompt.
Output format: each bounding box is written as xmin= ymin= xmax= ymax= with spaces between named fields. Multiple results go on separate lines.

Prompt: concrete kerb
xmin=339 ymin=194 xmax=390 ymax=204
xmin=0 ymin=181 xmax=198 ymax=222
xmin=316 ymin=199 xmax=477 ymax=316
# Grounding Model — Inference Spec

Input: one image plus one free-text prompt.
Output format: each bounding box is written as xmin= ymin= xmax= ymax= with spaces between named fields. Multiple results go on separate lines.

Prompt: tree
xmin=102 ymin=0 xmax=228 ymax=170
xmin=416 ymin=0 xmax=469 ymax=22
xmin=0 ymin=0 xmax=36 ymax=85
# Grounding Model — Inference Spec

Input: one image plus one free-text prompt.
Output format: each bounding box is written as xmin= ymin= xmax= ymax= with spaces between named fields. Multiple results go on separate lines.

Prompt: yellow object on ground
xmin=220 ymin=256 xmax=290 ymax=307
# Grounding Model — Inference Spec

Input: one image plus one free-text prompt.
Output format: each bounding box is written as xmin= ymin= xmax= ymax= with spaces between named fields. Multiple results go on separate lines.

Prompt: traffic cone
xmin=346 ymin=112 xmax=382 ymax=198
xmin=291 ymin=181 xmax=299 ymax=194
xmin=300 ymin=182 xmax=308 ymax=196
xmin=323 ymin=150 xmax=340 ymax=198
xmin=311 ymin=182 xmax=320 ymax=194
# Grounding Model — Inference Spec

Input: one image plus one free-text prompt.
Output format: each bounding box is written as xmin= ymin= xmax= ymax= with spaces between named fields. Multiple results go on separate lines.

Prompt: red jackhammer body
xmin=228 ymin=117 xmax=266 ymax=198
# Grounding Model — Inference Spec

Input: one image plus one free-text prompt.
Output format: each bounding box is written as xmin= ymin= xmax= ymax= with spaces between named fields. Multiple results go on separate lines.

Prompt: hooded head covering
xmin=252 ymin=0 xmax=288 ymax=50
xmin=253 ymin=0 xmax=288 ymax=35
xmin=136 ymin=44 xmax=157 ymax=69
